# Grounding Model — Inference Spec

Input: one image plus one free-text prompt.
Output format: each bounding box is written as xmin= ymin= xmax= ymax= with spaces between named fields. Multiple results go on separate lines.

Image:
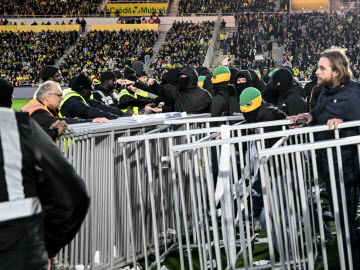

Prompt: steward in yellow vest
xmin=59 ymin=74 xmax=123 ymax=120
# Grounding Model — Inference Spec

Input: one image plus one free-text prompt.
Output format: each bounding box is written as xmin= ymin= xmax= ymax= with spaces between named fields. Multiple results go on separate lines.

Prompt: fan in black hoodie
xmin=249 ymin=69 xmax=267 ymax=92
xmin=126 ymin=67 xmax=212 ymax=114
xmin=210 ymin=66 xmax=235 ymax=117
xmin=273 ymin=68 xmax=308 ymax=116
xmin=228 ymin=70 xmax=252 ymax=116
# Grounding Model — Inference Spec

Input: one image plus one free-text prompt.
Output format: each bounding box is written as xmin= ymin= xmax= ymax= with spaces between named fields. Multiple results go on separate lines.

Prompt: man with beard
xmin=122 ymin=67 xmax=212 ymax=114
xmin=272 ymin=68 xmax=307 ymax=116
xmin=93 ymin=71 xmax=119 ymax=108
xmin=291 ymin=47 xmax=360 ymax=270
xmin=59 ymin=74 xmax=123 ymax=119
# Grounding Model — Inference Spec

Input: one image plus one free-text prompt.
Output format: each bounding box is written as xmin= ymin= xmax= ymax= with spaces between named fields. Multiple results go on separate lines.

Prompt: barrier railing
xmin=55 ymin=113 xmax=245 ymax=269
xmin=56 ymin=116 xmax=360 ymax=269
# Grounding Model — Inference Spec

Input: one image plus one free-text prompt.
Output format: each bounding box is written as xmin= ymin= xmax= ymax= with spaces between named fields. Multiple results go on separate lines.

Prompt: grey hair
xmin=36 ymin=81 xmax=61 ymax=100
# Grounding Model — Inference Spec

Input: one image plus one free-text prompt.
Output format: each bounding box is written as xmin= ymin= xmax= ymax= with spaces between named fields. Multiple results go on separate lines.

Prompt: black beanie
xmin=41 ymin=65 xmax=59 ymax=80
xmin=0 ymin=78 xmax=14 ymax=107
xmin=71 ymin=74 xmax=92 ymax=92
xmin=140 ymin=71 xmax=148 ymax=77
xmin=99 ymin=71 xmax=116 ymax=82
xmin=124 ymin=67 xmax=136 ymax=79
xmin=113 ymin=69 xmax=123 ymax=79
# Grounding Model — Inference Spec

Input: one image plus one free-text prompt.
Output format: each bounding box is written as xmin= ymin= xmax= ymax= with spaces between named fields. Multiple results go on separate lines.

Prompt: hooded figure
xmin=261 ymin=67 xmax=270 ymax=84
xmin=132 ymin=67 xmax=212 ymax=114
xmin=229 ymin=68 xmax=239 ymax=86
xmin=249 ymin=69 xmax=266 ymax=91
xmin=199 ymin=68 xmax=215 ymax=97
xmin=210 ymin=66 xmax=235 ymax=117
xmin=273 ymin=68 xmax=307 ymax=116
xmin=132 ymin=61 xmax=144 ymax=77
xmin=228 ymin=70 xmax=252 ymax=116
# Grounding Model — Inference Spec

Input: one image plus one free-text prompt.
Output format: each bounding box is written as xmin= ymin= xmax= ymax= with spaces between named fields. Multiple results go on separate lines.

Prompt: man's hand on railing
xmin=327 ymin=118 xmax=343 ymax=129
xmin=288 ymin=113 xmax=313 ymax=125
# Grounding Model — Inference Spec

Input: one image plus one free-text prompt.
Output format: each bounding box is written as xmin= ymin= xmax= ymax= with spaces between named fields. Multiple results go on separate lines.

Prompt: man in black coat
xmin=0 ymin=81 xmax=90 ymax=270
xmin=122 ymin=67 xmax=212 ymax=114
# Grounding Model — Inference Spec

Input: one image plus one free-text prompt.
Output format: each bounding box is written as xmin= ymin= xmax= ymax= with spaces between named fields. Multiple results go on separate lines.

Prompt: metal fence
xmin=55 ymin=113 xmax=245 ymax=269
xmin=55 ymin=115 xmax=360 ymax=270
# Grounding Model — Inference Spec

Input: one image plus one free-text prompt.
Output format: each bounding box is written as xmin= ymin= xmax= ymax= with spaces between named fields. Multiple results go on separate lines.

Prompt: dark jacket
xmin=211 ymin=82 xmax=235 ymax=117
xmin=0 ymin=109 xmax=89 ymax=269
xmin=310 ymin=81 xmax=360 ymax=183
xmin=92 ymin=85 xmax=119 ymax=108
xmin=118 ymin=87 xmax=154 ymax=111
xmin=135 ymin=67 xmax=212 ymax=114
xmin=277 ymin=85 xmax=307 ymax=116
xmin=60 ymin=96 xmax=122 ymax=119
xmin=246 ymin=101 xmax=287 ymax=148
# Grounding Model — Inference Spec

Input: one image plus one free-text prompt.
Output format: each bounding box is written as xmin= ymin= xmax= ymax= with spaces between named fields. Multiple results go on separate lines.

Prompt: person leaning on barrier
xmin=21 ymin=81 xmax=109 ymax=138
xmin=291 ymin=46 xmax=360 ymax=269
xmin=121 ymin=67 xmax=212 ymax=114
xmin=92 ymin=71 xmax=120 ymax=108
xmin=0 ymin=82 xmax=90 ymax=270
xmin=59 ymin=73 xmax=124 ymax=120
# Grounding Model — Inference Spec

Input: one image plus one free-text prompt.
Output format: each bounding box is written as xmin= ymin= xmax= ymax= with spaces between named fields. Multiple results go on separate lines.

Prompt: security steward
xmin=59 ymin=73 xmax=123 ymax=119
xmin=92 ymin=71 xmax=120 ymax=108
xmin=118 ymin=68 xmax=154 ymax=115
xmin=21 ymin=81 xmax=109 ymax=138
xmin=0 ymin=77 xmax=90 ymax=270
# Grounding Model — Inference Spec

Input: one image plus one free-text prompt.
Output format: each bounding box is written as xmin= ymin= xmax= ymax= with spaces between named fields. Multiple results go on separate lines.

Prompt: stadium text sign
xmin=107 ymin=4 xmax=168 ymax=16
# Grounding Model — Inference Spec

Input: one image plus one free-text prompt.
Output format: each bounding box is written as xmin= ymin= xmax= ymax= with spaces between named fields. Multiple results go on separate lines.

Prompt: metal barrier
xmin=55 ymin=113 xmax=245 ymax=269
xmin=169 ymin=120 xmax=360 ymax=270
xmin=56 ymin=116 xmax=360 ymax=269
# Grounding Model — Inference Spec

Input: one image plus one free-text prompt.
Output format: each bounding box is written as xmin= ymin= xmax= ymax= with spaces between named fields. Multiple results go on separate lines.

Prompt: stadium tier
xmin=60 ymin=29 xmax=157 ymax=82
xmin=148 ymin=21 xmax=215 ymax=79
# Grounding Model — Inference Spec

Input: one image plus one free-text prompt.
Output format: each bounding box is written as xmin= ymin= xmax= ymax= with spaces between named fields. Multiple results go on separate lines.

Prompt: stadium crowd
xmin=60 ymin=29 xmax=157 ymax=83
xmin=148 ymin=21 xmax=214 ymax=80
xmin=0 ymin=0 xmax=102 ymax=16
xmin=0 ymin=30 xmax=78 ymax=86
xmin=283 ymin=11 xmax=360 ymax=79
xmin=178 ymin=0 xmax=276 ymax=15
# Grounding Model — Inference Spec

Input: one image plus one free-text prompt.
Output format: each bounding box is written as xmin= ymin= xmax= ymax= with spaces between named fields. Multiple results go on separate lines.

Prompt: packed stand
xmin=61 ymin=29 xmax=157 ymax=83
xmin=283 ymin=11 xmax=360 ymax=80
xmin=0 ymin=0 xmax=102 ymax=16
xmin=0 ymin=30 xmax=78 ymax=86
xmin=227 ymin=13 xmax=277 ymax=70
xmin=148 ymin=21 xmax=214 ymax=80
xmin=116 ymin=16 xmax=161 ymax=24
xmin=177 ymin=0 xmax=276 ymax=15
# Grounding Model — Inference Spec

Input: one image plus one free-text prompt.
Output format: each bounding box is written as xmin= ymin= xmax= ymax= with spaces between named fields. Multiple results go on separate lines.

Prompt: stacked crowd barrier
xmin=55 ymin=113 xmax=244 ymax=269
xmin=56 ymin=113 xmax=359 ymax=270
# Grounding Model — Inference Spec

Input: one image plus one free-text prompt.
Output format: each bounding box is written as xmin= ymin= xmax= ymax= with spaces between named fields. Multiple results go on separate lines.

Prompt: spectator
xmin=292 ymin=46 xmax=360 ymax=270
xmin=80 ymin=18 xmax=86 ymax=33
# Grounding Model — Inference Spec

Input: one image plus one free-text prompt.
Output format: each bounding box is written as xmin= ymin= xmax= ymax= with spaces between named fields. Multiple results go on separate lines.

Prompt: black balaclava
xmin=273 ymin=68 xmax=293 ymax=96
xmin=229 ymin=68 xmax=239 ymax=86
xmin=243 ymin=106 xmax=260 ymax=123
xmin=178 ymin=77 xmax=190 ymax=89
xmin=235 ymin=70 xmax=252 ymax=95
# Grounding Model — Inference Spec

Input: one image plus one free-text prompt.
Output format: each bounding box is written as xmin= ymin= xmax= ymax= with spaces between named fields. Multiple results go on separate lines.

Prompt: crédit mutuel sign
xmin=107 ymin=4 xmax=167 ymax=16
